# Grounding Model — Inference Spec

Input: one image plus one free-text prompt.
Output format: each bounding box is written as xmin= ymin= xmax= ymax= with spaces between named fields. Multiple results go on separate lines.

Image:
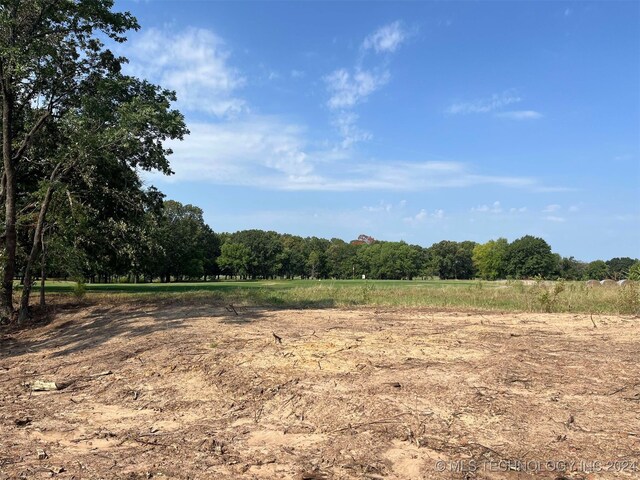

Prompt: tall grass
xmin=42 ymin=280 xmax=640 ymax=315
xmin=261 ymin=280 xmax=639 ymax=314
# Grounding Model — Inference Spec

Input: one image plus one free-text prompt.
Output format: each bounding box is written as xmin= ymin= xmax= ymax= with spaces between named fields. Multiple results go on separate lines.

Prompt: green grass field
xmin=19 ymin=279 xmax=640 ymax=315
xmin=26 ymin=278 xmax=466 ymax=293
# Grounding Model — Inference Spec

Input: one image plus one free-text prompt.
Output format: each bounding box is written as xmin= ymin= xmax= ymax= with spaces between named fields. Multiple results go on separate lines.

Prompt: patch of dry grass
xmin=37 ymin=280 xmax=640 ymax=315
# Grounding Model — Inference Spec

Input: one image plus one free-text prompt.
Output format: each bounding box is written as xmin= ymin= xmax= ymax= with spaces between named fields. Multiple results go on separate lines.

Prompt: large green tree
xmin=558 ymin=256 xmax=586 ymax=280
xmin=504 ymin=235 xmax=556 ymax=279
xmin=0 ymin=0 xmax=139 ymax=319
xmin=202 ymin=226 xmax=222 ymax=281
xmin=472 ymin=238 xmax=508 ymax=280
xmin=277 ymin=234 xmax=307 ymax=279
xmin=606 ymin=257 xmax=637 ymax=280
xmin=229 ymin=230 xmax=283 ymax=279
xmin=428 ymin=240 xmax=476 ymax=280
xmin=17 ymin=70 xmax=186 ymax=320
xmin=585 ymin=260 xmax=609 ymax=280
xmin=217 ymin=242 xmax=251 ymax=279
xmin=325 ymin=238 xmax=357 ymax=279
xmin=304 ymin=236 xmax=330 ymax=279
xmin=354 ymin=242 xmax=420 ymax=280
xmin=156 ymin=201 xmax=209 ymax=281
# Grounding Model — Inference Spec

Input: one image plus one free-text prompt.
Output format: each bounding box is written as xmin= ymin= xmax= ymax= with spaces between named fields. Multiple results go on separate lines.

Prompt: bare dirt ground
xmin=1 ymin=302 xmax=639 ymax=479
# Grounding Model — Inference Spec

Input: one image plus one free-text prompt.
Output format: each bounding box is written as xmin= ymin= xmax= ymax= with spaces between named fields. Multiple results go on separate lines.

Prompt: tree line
xmin=31 ymin=198 xmax=639 ymax=284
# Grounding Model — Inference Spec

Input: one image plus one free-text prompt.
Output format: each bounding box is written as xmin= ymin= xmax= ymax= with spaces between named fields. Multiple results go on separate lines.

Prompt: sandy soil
xmin=1 ymin=302 xmax=639 ymax=479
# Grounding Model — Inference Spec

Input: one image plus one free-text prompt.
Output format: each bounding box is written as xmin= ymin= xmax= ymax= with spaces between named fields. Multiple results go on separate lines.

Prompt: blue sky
xmin=114 ymin=1 xmax=639 ymax=261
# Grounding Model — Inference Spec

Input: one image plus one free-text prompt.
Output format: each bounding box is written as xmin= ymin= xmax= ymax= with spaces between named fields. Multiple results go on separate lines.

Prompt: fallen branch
xmin=609 ymin=381 xmax=640 ymax=396
xmin=332 ymin=412 xmax=414 ymax=432
xmin=129 ymin=436 xmax=172 ymax=448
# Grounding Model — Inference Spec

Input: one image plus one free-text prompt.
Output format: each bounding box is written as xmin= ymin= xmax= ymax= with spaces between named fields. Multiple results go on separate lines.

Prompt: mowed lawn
xmin=17 ymin=279 xmax=640 ymax=315
xmin=25 ymin=278 xmax=470 ymax=294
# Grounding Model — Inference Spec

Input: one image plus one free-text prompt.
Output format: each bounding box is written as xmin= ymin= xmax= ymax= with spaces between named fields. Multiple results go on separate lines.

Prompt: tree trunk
xmin=19 ymin=166 xmax=58 ymax=322
xmin=1 ymin=85 xmax=16 ymax=321
xmin=40 ymin=231 xmax=46 ymax=307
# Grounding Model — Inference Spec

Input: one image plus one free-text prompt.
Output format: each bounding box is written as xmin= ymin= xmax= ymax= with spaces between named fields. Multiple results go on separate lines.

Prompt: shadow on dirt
xmin=0 ymin=299 xmax=310 ymax=361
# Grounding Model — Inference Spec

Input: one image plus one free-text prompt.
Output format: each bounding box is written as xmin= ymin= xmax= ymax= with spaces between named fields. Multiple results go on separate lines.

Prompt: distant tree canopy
xmin=606 ymin=257 xmax=637 ymax=280
xmin=504 ymin=236 xmax=556 ymax=279
xmin=429 ymin=240 xmax=476 ymax=280
xmin=473 ymin=238 xmax=508 ymax=280
xmin=18 ymin=193 xmax=638 ymax=286
xmin=585 ymin=260 xmax=609 ymax=281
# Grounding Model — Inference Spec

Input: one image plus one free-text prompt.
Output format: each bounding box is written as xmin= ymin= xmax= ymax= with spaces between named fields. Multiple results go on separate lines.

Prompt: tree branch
xmin=12 ymin=111 xmax=51 ymax=162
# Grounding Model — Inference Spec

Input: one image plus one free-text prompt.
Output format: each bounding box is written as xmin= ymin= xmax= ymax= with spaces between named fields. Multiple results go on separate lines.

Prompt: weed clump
xmin=532 ymin=278 xmax=566 ymax=313
xmin=616 ymin=283 xmax=640 ymax=315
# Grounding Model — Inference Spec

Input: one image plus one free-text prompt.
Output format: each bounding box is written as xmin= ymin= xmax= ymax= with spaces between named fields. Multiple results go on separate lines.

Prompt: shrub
xmin=72 ymin=279 xmax=87 ymax=300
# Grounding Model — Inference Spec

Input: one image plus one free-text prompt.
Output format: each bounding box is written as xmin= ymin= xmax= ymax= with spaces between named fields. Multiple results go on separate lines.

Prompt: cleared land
xmin=1 ymin=299 xmax=639 ymax=479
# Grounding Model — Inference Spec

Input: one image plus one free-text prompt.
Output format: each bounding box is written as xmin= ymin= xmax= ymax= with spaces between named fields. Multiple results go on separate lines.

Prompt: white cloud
xmin=155 ymin=127 xmax=545 ymax=192
xmin=414 ymin=209 xmax=428 ymax=221
xmin=124 ymin=27 xmax=246 ymax=117
xmin=473 ymin=202 xmax=530 ymax=214
xmin=362 ymin=21 xmax=407 ymax=54
xmin=544 ymin=216 xmax=566 ymax=223
xmin=496 ymin=110 xmax=543 ymax=120
xmin=123 ymin=24 xmax=562 ymax=196
xmin=568 ymin=205 xmax=580 ymax=213
xmin=158 ymin=118 xmax=313 ymax=186
xmin=332 ymin=111 xmax=372 ymax=148
xmin=403 ymin=208 xmax=445 ymax=224
xmin=324 ymin=22 xmax=408 ymax=146
xmin=290 ymin=162 xmax=536 ymax=191
xmin=447 ymin=91 xmax=542 ymax=120
xmin=472 ymin=201 xmax=503 ymax=213
xmin=363 ymin=200 xmax=393 ymax=213
xmin=543 ymin=204 xmax=561 ymax=213
xmin=446 ymin=90 xmax=521 ymax=115
xmin=325 ymin=68 xmax=390 ymax=110
xmin=291 ymin=69 xmax=305 ymax=79
xmin=339 ymin=162 xmax=534 ymax=192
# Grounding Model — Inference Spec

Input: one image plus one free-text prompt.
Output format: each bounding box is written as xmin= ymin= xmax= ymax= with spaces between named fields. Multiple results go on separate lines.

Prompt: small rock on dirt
xmin=30 ymin=380 xmax=59 ymax=391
